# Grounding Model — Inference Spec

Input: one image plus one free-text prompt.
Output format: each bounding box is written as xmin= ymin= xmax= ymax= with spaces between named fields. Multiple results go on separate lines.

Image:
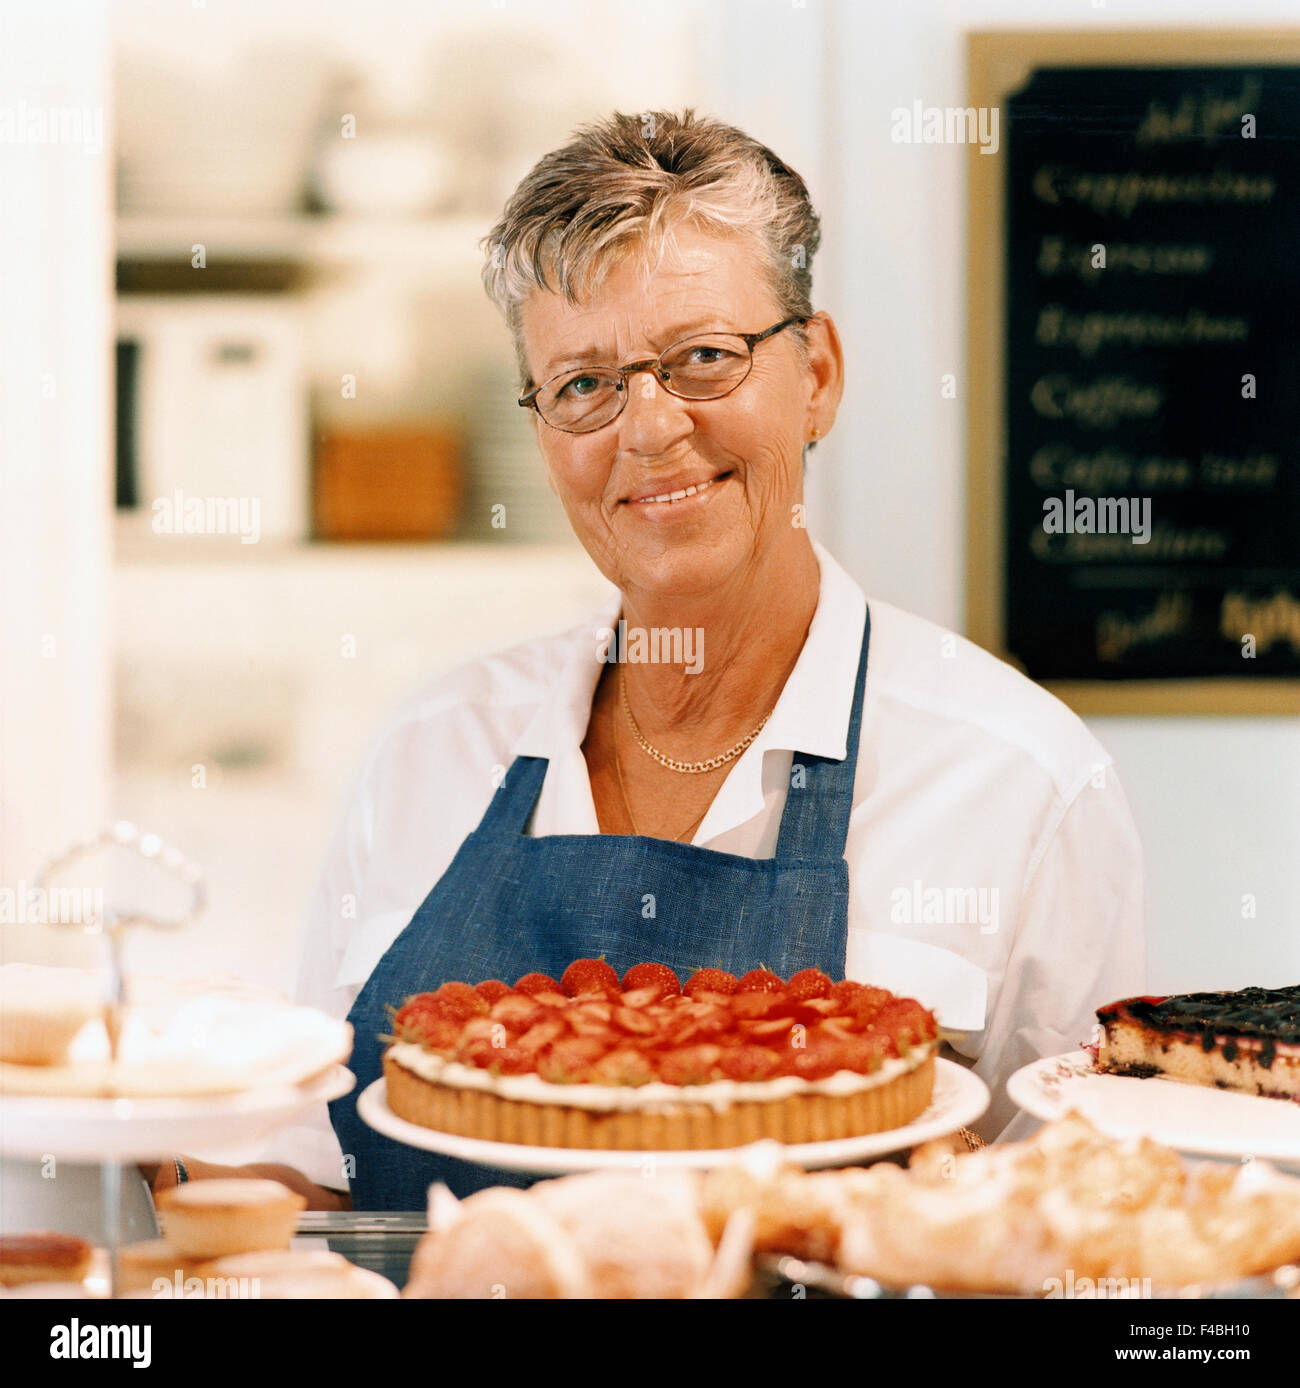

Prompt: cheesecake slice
xmin=1095 ymin=985 xmax=1300 ymax=1101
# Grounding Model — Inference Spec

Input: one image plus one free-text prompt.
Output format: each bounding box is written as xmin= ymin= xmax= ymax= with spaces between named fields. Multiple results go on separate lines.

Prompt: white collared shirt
xmin=267 ymin=542 xmax=1145 ymax=1189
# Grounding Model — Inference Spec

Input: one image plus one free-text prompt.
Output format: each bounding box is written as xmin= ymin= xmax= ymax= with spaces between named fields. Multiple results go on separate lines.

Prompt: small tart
xmin=154 ymin=1179 xmax=306 ymax=1258
xmin=0 ymin=1231 xmax=93 ymax=1287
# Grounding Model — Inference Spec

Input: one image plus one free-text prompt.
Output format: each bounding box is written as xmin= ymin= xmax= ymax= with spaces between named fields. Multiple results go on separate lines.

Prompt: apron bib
xmin=330 ymin=607 xmax=871 ymax=1208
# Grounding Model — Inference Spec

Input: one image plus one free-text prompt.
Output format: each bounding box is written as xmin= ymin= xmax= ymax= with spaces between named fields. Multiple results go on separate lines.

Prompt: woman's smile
xmin=619 ymin=468 xmax=735 ymax=517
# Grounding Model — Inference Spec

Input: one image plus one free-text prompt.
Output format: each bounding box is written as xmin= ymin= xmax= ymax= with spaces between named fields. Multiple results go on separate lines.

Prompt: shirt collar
xmin=510 ymin=541 xmax=868 ymax=839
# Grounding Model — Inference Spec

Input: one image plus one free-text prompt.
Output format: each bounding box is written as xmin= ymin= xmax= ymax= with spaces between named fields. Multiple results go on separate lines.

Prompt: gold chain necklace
xmin=610 ymin=699 xmax=706 ymax=842
xmin=619 ymin=665 xmax=771 ymax=774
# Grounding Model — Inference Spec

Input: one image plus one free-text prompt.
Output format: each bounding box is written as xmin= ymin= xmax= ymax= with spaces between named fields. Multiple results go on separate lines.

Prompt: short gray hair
xmin=481 ymin=108 xmax=822 ymax=390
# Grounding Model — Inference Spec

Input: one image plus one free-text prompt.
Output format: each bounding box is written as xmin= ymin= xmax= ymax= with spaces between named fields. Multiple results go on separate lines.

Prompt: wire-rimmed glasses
xmin=518 ymin=315 xmax=809 ymax=434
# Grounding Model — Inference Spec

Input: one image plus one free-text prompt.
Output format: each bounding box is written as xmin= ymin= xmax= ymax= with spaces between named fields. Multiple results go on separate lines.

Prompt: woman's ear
xmin=803 ymin=311 xmax=845 ymax=440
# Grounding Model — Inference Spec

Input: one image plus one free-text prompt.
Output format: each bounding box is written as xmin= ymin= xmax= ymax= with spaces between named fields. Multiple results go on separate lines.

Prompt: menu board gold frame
xmin=967 ymin=29 xmax=1300 ymax=716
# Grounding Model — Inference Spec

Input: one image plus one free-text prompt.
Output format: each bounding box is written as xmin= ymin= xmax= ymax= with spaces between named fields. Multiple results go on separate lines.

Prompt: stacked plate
xmin=461 ymin=362 xmax=574 ymax=543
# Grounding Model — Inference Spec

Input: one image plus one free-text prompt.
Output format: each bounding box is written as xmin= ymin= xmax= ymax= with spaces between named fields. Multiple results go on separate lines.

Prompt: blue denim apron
xmin=329 ymin=606 xmax=871 ymax=1209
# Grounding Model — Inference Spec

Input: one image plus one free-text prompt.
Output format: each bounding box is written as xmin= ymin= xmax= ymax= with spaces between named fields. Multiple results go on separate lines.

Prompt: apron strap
xmin=483 ymin=754 xmax=550 ymax=838
xmin=774 ymin=603 xmax=871 ymax=861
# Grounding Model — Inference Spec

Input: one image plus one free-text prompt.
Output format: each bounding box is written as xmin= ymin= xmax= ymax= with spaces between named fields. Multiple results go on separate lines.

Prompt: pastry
xmin=383 ymin=960 xmax=938 ymax=1150
xmin=1095 ymin=984 xmax=1300 ymax=1100
xmin=153 ymin=1179 xmax=306 ymax=1258
xmin=701 ymin=1113 xmax=1300 ymax=1293
xmin=0 ymin=976 xmax=352 ymax=1097
xmin=0 ymin=965 xmax=102 ymax=1065
xmin=0 ymin=1231 xmax=93 ymax=1287
xmin=404 ymin=1169 xmax=751 ymax=1299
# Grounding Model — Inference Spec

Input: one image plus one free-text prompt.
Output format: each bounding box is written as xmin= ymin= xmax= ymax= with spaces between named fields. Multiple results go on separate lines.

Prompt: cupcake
xmin=0 ymin=1232 xmax=93 ymax=1287
xmin=154 ymin=1179 xmax=306 ymax=1258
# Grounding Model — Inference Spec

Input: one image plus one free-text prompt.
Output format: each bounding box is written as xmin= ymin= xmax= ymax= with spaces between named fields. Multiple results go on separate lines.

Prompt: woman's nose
xmin=615 ymin=367 xmax=693 ymax=451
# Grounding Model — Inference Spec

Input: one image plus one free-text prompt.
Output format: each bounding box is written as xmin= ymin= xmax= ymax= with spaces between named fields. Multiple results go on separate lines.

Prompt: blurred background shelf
xmin=116 ymin=213 xmax=487 ymax=271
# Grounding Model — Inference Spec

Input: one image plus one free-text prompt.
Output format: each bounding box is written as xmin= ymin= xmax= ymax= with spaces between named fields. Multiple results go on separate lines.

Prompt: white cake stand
xmin=10 ymin=822 xmax=354 ymax=1296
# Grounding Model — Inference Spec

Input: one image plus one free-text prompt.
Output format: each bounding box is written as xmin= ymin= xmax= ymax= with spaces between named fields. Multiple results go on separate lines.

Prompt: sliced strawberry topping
xmin=684 ymin=968 xmax=739 ymax=998
xmin=718 ymin=1045 xmax=782 ymax=1081
xmin=474 ymin=979 xmax=512 ymax=1004
xmin=730 ymin=992 xmax=783 ymax=1020
xmin=787 ymin=968 xmax=834 ymax=1001
xmin=870 ymin=998 xmax=937 ymax=1047
xmin=737 ymin=968 xmax=785 ymax=994
xmin=488 ymin=994 xmax=548 ymax=1032
xmin=612 ymin=1006 xmax=658 ymax=1036
xmin=845 ymin=986 xmax=895 ymax=1027
xmin=515 ymin=1017 xmax=569 ymax=1053
xmin=537 ymin=1036 xmax=610 ymax=1083
xmin=801 ymin=997 xmax=840 ymax=1016
xmin=411 ymin=983 xmax=488 ymax=1023
xmin=691 ymin=1007 xmax=731 ymax=1039
xmin=655 ymin=1044 xmax=723 ymax=1085
xmin=514 ymin=972 xmax=563 ymax=997
xmin=392 ymin=999 xmax=460 ymax=1051
xmin=560 ymin=957 xmax=621 ymax=997
xmin=484 ymin=1045 xmax=535 ymax=1076
xmin=621 ymin=962 xmax=681 ymax=999
xmin=687 ymin=989 xmax=737 ymax=1010
xmin=590 ymin=1048 xmax=656 ymax=1086
xmin=780 ymin=1039 xmax=842 ymax=1081
xmin=832 ymin=1035 xmax=889 ymax=1074
xmin=457 ymin=1038 xmax=498 ymax=1068
xmin=620 ymin=985 xmax=663 ymax=1009
xmin=740 ymin=1016 xmax=795 ymax=1041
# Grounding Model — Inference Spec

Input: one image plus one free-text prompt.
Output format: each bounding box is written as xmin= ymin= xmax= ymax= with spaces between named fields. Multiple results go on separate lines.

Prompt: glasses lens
xmin=539 ymin=369 xmax=622 ymax=432
xmin=659 ymin=335 xmax=752 ymax=398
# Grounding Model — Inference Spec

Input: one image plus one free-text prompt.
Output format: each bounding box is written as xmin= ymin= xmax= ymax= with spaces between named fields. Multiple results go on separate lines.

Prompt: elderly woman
xmin=156 ymin=110 xmax=1144 ymax=1211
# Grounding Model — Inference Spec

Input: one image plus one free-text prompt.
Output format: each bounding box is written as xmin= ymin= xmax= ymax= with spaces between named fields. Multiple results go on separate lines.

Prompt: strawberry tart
xmin=381 ymin=960 xmax=938 ymax=1150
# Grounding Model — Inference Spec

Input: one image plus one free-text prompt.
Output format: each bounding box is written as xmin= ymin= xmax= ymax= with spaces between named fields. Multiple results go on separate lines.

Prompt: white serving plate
xmin=0 ymin=1064 xmax=354 ymax=1162
xmin=356 ymin=1056 xmax=988 ymax=1174
xmin=1007 ymin=1049 xmax=1300 ymax=1168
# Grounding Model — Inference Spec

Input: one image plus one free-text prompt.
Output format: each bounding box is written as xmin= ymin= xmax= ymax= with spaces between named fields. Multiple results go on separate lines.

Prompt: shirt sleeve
xmin=969 ymin=763 xmax=1147 ymax=1143
xmin=254 ymin=749 xmax=378 ymax=1192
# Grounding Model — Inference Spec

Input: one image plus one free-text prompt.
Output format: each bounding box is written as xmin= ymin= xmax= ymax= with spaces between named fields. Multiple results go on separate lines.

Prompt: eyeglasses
xmin=518 ymin=315 xmax=809 ymax=434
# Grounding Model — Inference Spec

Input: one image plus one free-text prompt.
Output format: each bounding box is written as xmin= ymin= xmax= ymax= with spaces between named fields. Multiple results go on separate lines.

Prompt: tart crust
xmin=383 ymin=1046 xmax=935 ymax=1150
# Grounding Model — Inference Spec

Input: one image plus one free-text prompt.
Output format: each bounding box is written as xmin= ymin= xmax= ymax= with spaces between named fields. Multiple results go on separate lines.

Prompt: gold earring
xmin=809 ymin=426 xmax=821 ymax=440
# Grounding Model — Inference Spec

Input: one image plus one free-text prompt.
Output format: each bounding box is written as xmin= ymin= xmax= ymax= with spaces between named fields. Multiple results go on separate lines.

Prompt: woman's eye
xmin=687 ymin=347 xmax=725 ymax=365
xmin=558 ymin=374 xmax=601 ymax=398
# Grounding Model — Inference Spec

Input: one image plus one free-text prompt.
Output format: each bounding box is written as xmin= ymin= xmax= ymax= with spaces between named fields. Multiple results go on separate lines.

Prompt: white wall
xmin=0 ymin=1 xmax=113 ymax=966
xmin=813 ymin=0 xmax=1300 ymax=988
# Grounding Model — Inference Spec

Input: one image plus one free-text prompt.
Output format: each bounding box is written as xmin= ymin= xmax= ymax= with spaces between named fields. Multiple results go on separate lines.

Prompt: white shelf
xmin=115 ymin=213 xmax=489 ymax=269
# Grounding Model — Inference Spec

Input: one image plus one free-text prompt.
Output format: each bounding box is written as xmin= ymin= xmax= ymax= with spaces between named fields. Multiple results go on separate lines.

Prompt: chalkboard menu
xmin=1004 ymin=66 xmax=1300 ymax=681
